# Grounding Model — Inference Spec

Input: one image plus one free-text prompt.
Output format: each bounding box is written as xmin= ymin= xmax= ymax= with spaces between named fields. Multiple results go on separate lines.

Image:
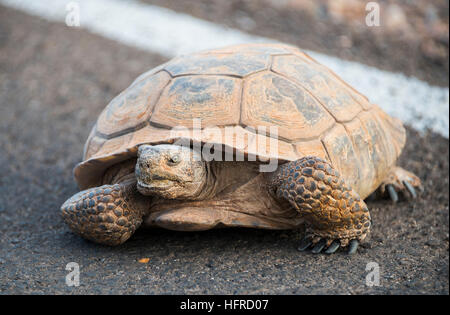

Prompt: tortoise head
xmin=135 ymin=144 xmax=208 ymax=200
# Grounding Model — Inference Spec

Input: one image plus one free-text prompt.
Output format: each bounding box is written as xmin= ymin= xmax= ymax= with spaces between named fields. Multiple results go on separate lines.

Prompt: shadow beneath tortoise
xmin=114 ymin=226 xmax=304 ymax=255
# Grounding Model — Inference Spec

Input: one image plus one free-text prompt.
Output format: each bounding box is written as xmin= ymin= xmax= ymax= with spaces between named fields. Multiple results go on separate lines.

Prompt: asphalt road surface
xmin=0 ymin=6 xmax=448 ymax=294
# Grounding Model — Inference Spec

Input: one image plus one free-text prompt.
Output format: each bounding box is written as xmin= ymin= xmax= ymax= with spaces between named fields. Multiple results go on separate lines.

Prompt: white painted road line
xmin=2 ymin=0 xmax=448 ymax=138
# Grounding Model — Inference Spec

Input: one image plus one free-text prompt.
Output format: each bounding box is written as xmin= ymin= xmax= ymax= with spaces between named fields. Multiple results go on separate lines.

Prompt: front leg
xmin=270 ymin=156 xmax=371 ymax=254
xmin=61 ymin=180 xmax=149 ymax=246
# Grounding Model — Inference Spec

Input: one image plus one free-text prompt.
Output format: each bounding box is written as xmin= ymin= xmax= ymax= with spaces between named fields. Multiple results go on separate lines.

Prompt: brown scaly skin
xmin=61 ymin=145 xmax=208 ymax=246
xmin=61 ymin=179 xmax=149 ymax=245
xmin=61 ymin=146 xmax=372 ymax=253
xmin=269 ymin=156 xmax=371 ymax=254
xmin=65 ymin=144 xmax=428 ymax=255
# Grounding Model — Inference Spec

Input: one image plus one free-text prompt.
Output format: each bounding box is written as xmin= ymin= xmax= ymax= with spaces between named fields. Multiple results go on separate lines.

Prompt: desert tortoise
xmin=61 ymin=43 xmax=422 ymax=254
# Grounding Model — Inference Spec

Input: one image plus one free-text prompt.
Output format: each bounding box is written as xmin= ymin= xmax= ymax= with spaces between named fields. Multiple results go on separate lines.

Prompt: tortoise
xmin=61 ymin=43 xmax=422 ymax=254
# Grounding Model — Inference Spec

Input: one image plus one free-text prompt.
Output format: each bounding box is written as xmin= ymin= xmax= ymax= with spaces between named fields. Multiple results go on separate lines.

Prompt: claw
xmin=298 ymin=237 xmax=313 ymax=251
xmin=418 ymin=184 xmax=425 ymax=193
xmin=386 ymin=184 xmax=398 ymax=203
xmin=403 ymin=180 xmax=417 ymax=199
xmin=348 ymin=239 xmax=359 ymax=255
xmin=324 ymin=240 xmax=340 ymax=254
xmin=311 ymin=239 xmax=327 ymax=254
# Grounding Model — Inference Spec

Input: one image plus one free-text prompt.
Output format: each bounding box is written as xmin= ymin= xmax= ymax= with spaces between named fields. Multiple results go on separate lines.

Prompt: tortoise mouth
xmin=135 ymin=162 xmax=182 ymax=195
xmin=137 ymin=179 xmax=176 ymax=193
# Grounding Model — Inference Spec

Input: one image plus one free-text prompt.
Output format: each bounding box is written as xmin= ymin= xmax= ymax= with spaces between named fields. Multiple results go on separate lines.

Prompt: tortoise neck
xmin=201 ymin=161 xmax=261 ymax=199
xmin=103 ymin=159 xmax=137 ymax=185
xmin=189 ymin=161 xmax=216 ymax=200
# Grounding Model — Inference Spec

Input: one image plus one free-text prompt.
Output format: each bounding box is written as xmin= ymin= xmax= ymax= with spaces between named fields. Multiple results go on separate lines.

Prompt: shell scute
xmin=272 ymin=55 xmax=363 ymax=122
xmin=96 ymin=71 xmax=171 ymax=136
xmin=321 ymin=124 xmax=361 ymax=191
xmin=241 ymin=72 xmax=334 ymax=141
xmin=294 ymin=139 xmax=329 ymax=162
xmin=165 ymin=52 xmax=269 ymax=77
xmin=354 ymin=111 xmax=391 ymax=190
xmin=150 ymin=75 xmax=241 ymax=128
xmin=83 ymin=134 xmax=106 ymax=161
xmin=342 ymin=118 xmax=378 ymax=197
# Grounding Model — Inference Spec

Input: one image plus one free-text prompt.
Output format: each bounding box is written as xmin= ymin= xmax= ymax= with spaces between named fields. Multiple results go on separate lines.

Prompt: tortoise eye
xmin=168 ymin=155 xmax=181 ymax=165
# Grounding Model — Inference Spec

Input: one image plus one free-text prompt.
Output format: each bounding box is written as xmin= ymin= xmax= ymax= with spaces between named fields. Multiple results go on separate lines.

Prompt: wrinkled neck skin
xmin=167 ymin=160 xmax=216 ymax=201
xmin=192 ymin=162 xmax=216 ymax=200
xmin=157 ymin=160 xmax=264 ymax=201
xmin=102 ymin=159 xmax=137 ymax=186
xmin=104 ymin=145 xmax=267 ymax=202
xmin=207 ymin=161 xmax=261 ymax=197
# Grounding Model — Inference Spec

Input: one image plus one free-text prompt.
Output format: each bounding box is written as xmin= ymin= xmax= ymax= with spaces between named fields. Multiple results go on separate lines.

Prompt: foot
xmin=378 ymin=166 xmax=422 ymax=203
xmin=61 ymin=180 xmax=149 ymax=245
xmin=298 ymin=236 xmax=360 ymax=255
xmin=270 ymin=156 xmax=371 ymax=255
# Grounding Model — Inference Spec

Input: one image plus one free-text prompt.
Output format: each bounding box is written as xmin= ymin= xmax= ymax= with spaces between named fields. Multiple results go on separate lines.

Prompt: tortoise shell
xmin=75 ymin=43 xmax=405 ymax=199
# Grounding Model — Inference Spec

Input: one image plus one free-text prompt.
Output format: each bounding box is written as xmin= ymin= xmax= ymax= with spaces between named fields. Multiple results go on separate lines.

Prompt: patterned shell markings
xmin=96 ymin=71 xmax=171 ymax=138
xmin=78 ymin=44 xmax=405 ymax=198
xmin=83 ymin=44 xmax=293 ymax=161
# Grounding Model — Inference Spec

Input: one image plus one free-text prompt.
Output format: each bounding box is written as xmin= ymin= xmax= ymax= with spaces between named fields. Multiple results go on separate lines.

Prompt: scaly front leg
xmin=61 ymin=179 xmax=150 ymax=245
xmin=269 ymin=156 xmax=371 ymax=254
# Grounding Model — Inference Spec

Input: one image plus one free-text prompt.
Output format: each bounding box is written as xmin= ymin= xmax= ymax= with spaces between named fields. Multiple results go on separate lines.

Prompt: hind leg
xmin=377 ymin=166 xmax=423 ymax=203
xmin=61 ymin=180 xmax=150 ymax=245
